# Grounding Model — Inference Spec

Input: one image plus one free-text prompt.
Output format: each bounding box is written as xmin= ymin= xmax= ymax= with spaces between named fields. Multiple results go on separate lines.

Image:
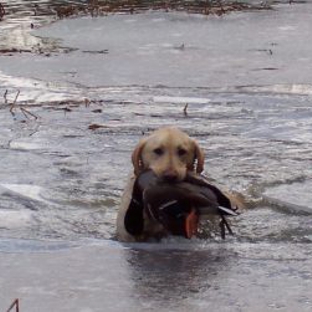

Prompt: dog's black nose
xmin=162 ymin=170 xmax=179 ymax=182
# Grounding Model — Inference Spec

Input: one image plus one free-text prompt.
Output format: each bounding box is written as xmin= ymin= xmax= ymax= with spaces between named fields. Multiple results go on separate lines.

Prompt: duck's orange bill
xmin=185 ymin=208 xmax=199 ymax=239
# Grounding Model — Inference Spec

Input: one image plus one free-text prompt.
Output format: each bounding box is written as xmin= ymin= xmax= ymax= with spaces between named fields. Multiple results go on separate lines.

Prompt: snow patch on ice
xmin=0 ymin=184 xmax=48 ymax=204
xmin=0 ymin=210 xmax=33 ymax=229
xmin=153 ymin=96 xmax=211 ymax=104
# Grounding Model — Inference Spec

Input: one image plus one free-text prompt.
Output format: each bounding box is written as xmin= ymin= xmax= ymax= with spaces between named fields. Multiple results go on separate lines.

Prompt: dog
xmin=131 ymin=127 xmax=205 ymax=182
xmin=116 ymin=127 xmax=243 ymax=242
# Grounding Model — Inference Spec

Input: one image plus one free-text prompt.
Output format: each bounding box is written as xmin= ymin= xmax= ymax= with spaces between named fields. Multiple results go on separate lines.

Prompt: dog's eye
xmin=153 ymin=148 xmax=164 ymax=156
xmin=178 ymin=148 xmax=187 ymax=157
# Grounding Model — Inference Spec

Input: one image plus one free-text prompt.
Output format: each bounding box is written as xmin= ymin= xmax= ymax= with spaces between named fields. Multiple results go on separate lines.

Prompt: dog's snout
xmin=162 ymin=169 xmax=179 ymax=182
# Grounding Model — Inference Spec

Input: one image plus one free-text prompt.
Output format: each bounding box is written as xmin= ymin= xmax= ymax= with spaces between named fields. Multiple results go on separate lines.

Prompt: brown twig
xmin=10 ymin=90 xmax=20 ymax=114
xmin=84 ymin=98 xmax=91 ymax=107
xmin=3 ymin=89 xmax=8 ymax=104
xmin=183 ymin=103 xmax=188 ymax=117
xmin=6 ymin=298 xmax=19 ymax=312
xmin=88 ymin=123 xmax=107 ymax=130
xmin=20 ymin=107 xmax=38 ymax=120
xmin=6 ymin=89 xmax=39 ymax=120
xmin=13 ymin=90 xmax=20 ymax=104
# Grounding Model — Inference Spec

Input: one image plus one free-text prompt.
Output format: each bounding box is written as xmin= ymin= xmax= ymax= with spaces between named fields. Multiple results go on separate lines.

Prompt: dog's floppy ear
xmin=193 ymin=140 xmax=205 ymax=173
xmin=132 ymin=138 xmax=147 ymax=176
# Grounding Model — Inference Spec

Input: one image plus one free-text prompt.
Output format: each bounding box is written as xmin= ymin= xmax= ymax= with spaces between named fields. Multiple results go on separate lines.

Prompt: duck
xmin=123 ymin=170 xmax=238 ymax=241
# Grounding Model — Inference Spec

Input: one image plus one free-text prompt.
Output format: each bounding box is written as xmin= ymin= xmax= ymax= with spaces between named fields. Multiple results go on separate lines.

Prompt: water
xmin=0 ymin=1 xmax=312 ymax=311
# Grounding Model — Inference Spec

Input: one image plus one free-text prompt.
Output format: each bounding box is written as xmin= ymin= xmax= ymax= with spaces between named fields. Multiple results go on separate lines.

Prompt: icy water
xmin=0 ymin=1 xmax=312 ymax=311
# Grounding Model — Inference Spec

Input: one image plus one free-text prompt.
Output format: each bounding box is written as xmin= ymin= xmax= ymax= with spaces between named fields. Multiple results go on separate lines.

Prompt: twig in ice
xmin=10 ymin=90 xmax=20 ymax=114
xmin=6 ymin=298 xmax=19 ymax=312
xmin=20 ymin=107 xmax=38 ymax=120
xmin=183 ymin=103 xmax=188 ymax=117
xmin=3 ymin=89 xmax=8 ymax=104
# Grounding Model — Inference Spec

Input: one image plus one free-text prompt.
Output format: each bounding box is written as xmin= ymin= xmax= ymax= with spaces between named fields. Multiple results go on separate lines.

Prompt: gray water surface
xmin=0 ymin=1 xmax=312 ymax=311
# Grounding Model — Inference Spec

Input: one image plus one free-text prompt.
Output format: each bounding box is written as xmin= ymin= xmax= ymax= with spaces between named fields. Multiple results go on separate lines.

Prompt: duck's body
xmin=117 ymin=171 xmax=239 ymax=242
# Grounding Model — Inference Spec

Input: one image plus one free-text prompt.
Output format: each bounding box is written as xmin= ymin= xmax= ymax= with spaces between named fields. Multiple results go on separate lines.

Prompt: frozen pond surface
xmin=2 ymin=2 xmax=312 ymax=88
xmin=0 ymin=1 xmax=312 ymax=311
xmin=1 ymin=239 xmax=312 ymax=312
xmin=264 ymin=180 xmax=312 ymax=214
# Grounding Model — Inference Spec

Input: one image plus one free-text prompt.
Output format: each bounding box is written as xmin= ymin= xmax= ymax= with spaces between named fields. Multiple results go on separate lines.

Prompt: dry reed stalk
xmin=9 ymin=90 xmax=20 ymax=114
xmin=6 ymin=298 xmax=19 ymax=312
xmin=183 ymin=103 xmax=188 ymax=117
xmin=20 ymin=107 xmax=38 ymax=120
xmin=3 ymin=89 xmax=8 ymax=103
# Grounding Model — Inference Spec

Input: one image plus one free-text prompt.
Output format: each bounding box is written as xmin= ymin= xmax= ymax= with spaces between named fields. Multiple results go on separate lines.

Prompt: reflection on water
xmin=122 ymin=239 xmax=312 ymax=312
xmin=126 ymin=247 xmax=231 ymax=310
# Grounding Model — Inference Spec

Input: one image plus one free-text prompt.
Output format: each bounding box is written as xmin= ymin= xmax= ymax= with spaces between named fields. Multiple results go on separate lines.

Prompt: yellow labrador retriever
xmin=116 ymin=127 xmax=242 ymax=242
xmin=132 ymin=127 xmax=205 ymax=181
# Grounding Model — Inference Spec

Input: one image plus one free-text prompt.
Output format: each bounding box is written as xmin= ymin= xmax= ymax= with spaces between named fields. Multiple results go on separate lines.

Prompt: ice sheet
xmin=264 ymin=180 xmax=312 ymax=214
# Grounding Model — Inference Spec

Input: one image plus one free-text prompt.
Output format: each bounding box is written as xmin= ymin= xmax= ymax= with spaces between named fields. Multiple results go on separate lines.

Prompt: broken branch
xmin=20 ymin=107 xmax=38 ymax=120
xmin=183 ymin=103 xmax=189 ymax=117
xmin=6 ymin=298 xmax=19 ymax=312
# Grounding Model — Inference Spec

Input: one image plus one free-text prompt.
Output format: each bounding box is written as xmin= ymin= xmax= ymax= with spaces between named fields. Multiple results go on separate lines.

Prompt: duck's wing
xmin=185 ymin=173 xmax=238 ymax=214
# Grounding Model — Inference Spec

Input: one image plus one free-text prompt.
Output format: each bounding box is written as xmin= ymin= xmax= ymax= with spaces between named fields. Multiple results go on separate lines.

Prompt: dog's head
xmin=132 ymin=127 xmax=205 ymax=182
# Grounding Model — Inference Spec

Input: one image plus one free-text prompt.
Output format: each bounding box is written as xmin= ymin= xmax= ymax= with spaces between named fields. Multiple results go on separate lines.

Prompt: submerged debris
xmin=88 ymin=123 xmax=107 ymax=130
xmin=0 ymin=48 xmax=32 ymax=54
xmin=82 ymin=49 xmax=109 ymax=54
xmin=0 ymin=2 xmax=5 ymax=21
xmin=0 ymin=0 xmax=276 ymax=26
xmin=3 ymin=89 xmax=39 ymax=121
xmin=50 ymin=0 xmax=272 ymax=19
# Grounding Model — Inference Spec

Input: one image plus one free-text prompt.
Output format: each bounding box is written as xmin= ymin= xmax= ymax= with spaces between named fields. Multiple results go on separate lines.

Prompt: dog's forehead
xmin=147 ymin=128 xmax=192 ymax=147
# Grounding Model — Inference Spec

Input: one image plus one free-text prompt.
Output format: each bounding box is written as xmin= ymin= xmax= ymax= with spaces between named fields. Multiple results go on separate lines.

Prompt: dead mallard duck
xmin=124 ymin=170 xmax=238 ymax=240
